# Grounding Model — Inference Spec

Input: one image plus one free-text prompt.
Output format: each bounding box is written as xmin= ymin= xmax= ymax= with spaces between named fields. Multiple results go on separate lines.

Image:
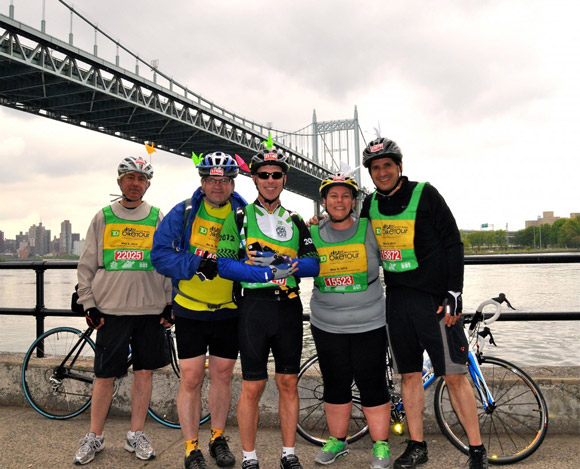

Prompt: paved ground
xmin=1 ymin=405 xmax=578 ymax=469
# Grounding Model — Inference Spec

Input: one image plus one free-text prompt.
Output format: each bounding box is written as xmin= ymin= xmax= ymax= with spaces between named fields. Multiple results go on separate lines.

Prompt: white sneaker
xmin=74 ymin=432 xmax=104 ymax=465
xmin=124 ymin=430 xmax=155 ymax=460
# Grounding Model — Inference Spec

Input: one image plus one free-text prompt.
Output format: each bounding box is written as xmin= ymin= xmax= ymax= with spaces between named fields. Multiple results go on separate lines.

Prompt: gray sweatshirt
xmin=309 ymin=217 xmax=385 ymax=334
xmin=77 ymin=201 xmax=172 ymax=316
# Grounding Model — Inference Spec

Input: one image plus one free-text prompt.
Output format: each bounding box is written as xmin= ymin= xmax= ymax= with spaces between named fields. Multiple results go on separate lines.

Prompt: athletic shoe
xmin=371 ymin=440 xmax=391 ymax=469
xmin=393 ymin=440 xmax=428 ymax=469
xmin=209 ymin=436 xmax=236 ymax=467
xmin=280 ymin=454 xmax=303 ymax=469
xmin=468 ymin=447 xmax=488 ymax=469
xmin=185 ymin=449 xmax=209 ymax=469
xmin=124 ymin=430 xmax=155 ymax=460
xmin=74 ymin=432 xmax=104 ymax=465
xmin=241 ymin=459 xmax=260 ymax=469
xmin=314 ymin=437 xmax=349 ymax=465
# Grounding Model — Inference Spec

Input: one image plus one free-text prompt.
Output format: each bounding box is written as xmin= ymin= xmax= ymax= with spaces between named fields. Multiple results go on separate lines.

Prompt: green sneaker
xmin=371 ymin=441 xmax=390 ymax=469
xmin=315 ymin=437 xmax=349 ymax=465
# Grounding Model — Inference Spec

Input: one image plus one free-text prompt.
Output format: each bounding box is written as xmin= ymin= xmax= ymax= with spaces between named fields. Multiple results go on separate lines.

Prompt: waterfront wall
xmin=1 ymin=352 xmax=578 ymax=434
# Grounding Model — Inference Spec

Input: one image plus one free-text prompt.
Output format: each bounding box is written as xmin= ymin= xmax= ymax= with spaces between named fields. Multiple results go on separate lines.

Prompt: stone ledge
xmin=2 ymin=352 xmax=578 ymax=434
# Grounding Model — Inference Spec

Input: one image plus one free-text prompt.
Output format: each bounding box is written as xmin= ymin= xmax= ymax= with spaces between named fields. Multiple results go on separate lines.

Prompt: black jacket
xmin=360 ymin=177 xmax=464 ymax=296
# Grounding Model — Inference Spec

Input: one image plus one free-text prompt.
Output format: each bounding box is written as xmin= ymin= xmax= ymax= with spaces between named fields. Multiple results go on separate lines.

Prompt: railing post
xmin=34 ymin=264 xmax=46 ymax=357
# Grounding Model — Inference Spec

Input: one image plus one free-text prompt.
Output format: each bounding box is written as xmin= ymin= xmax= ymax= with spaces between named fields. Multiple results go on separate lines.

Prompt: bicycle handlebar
xmin=468 ymin=292 xmax=515 ymax=327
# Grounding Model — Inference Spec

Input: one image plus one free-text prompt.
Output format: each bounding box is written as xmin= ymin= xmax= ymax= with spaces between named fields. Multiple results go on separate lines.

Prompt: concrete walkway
xmin=1 ymin=404 xmax=578 ymax=469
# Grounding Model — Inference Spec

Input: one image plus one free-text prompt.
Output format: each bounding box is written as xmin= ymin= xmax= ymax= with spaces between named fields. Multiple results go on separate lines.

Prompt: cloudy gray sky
xmin=1 ymin=0 xmax=579 ymax=240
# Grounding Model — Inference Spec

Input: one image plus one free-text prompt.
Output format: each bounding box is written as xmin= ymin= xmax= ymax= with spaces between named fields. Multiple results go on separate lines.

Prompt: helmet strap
xmin=201 ymin=191 xmax=230 ymax=208
xmin=328 ymin=209 xmax=354 ymax=224
xmin=260 ymin=193 xmax=280 ymax=205
xmin=377 ymin=175 xmax=403 ymax=197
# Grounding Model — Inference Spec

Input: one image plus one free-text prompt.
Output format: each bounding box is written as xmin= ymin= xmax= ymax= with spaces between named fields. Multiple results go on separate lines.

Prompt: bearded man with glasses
xmin=152 ymin=152 xmax=247 ymax=469
xmin=217 ymin=147 xmax=319 ymax=469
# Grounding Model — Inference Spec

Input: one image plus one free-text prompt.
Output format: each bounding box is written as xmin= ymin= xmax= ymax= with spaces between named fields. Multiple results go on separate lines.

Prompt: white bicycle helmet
xmin=117 ymin=156 xmax=154 ymax=179
xmin=197 ymin=152 xmax=240 ymax=178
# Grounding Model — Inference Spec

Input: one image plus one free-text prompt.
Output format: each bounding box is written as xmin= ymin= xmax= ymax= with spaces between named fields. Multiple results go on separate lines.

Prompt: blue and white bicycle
xmin=297 ymin=294 xmax=549 ymax=464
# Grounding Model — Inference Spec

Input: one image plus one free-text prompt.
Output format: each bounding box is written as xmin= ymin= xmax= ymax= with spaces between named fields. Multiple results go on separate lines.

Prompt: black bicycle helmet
xmin=250 ymin=148 xmax=290 ymax=174
xmin=197 ymin=152 xmax=239 ymax=178
xmin=362 ymin=137 xmax=403 ymax=168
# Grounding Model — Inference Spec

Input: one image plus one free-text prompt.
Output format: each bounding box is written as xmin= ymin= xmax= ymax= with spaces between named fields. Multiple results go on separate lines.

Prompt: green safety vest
xmin=369 ymin=183 xmax=426 ymax=273
xmin=102 ymin=205 xmax=159 ymax=271
xmin=311 ymin=218 xmax=369 ymax=293
xmin=242 ymin=204 xmax=299 ymax=290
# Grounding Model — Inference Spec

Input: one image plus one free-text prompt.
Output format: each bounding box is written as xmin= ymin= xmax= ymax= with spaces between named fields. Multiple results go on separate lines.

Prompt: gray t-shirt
xmin=309 ymin=217 xmax=386 ymax=334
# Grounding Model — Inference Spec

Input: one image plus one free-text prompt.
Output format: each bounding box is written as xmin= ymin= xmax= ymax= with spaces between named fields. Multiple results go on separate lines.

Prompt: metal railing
xmin=1 ymin=253 xmax=579 ymax=340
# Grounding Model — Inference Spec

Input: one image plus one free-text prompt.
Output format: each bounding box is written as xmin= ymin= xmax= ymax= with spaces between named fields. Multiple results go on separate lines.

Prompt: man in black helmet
xmin=360 ymin=138 xmax=488 ymax=469
xmin=217 ymin=147 xmax=319 ymax=469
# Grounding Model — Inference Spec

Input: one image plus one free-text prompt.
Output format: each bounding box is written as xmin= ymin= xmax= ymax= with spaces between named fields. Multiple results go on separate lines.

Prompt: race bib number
xmin=323 ymin=275 xmax=354 ymax=287
xmin=271 ymin=278 xmax=287 ymax=286
xmin=114 ymin=250 xmax=144 ymax=261
xmin=194 ymin=248 xmax=216 ymax=259
xmin=380 ymin=250 xmax=402 ymax=261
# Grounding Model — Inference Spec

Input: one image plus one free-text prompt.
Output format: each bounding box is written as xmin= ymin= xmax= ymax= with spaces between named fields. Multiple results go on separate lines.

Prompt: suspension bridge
xmin=0 ymin=0 xmax=368 ymax=201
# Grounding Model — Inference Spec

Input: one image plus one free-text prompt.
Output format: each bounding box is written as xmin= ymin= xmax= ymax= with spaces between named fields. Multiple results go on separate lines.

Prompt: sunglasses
xmin=256 ymin=171 xmax=284 ymax=180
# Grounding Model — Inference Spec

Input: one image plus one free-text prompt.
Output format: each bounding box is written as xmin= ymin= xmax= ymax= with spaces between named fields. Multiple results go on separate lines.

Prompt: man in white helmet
xmin=74 ymin=156 xmax=173 ymax=465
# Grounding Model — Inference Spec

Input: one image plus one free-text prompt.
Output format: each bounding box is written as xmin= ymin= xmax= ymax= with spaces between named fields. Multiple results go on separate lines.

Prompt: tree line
xmin=461 ymin=216 xmax=580 ymax=252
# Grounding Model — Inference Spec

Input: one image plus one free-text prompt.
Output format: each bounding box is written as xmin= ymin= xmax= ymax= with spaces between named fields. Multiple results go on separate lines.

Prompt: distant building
xmin=28 ymin=222 xmax=51 ymax=256
xmin=72 ymin=239 xmax=85 ymax=256
xmin=525 ymin=211 xmax=578 ymax=228
xmin=15 ymin=232 xmax=28 ymax=251
xmin=0 ymin=230 xmax=4 ymax=253
xmin=59 ymin=220 xmax=72 ymax=254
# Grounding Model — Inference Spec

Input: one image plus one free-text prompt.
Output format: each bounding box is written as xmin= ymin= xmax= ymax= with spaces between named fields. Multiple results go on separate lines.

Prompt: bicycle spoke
xmin=22 ymin=328 xmax=95 ymax=419
xmin=434 ymin=356 xmax=548 ymax=464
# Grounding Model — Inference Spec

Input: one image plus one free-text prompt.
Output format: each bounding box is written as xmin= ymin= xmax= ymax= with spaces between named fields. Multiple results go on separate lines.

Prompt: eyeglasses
xmin=204 ymin=177 xmax=232 ymax=186
xmin=256 ymin=171 xmax=284 ymax=180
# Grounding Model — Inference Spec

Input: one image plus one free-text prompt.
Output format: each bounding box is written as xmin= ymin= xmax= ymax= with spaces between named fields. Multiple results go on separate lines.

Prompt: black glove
xmin=161 ymin=304 xmax=174 ymax=324
xmin=444 ymin=291 xmax=463 ymax=316
xmin=85 ymin=307 xmax=104 ymax=329
xmin=269 ymin=261 xmax=294 ymax=281
xmin=196 ymin=252 xmax=218 ymax=281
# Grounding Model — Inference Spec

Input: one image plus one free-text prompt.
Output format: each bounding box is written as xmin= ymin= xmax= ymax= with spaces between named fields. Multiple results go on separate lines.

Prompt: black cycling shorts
xmin=174 ymin=315 xmax=239 ymax=360
xmin=386 ymin=286 xmax=469 ymax=376
xmin=311 ymin=325 xmax=390 ymax=407
xmin=238 ymin=295 xmax=303 ymax=381
xmin=94 ymin=314 xmax=170 ymax=379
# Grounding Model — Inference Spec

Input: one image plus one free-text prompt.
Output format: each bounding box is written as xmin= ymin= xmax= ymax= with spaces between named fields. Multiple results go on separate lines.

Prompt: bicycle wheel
xmin=297 ymin=355 xmax=369 ymax=445
xmin=434 ymin=355 xmax=548 ymax=464
xmin=147 ymin=328 xmax=211 ymax=428
xmin=21 ymin=327 xmax=95 ymax=419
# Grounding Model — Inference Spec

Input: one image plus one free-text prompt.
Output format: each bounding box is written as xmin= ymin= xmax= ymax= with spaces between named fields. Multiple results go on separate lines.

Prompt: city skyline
xmin=2 ymin=207 xmax=578 ymax=242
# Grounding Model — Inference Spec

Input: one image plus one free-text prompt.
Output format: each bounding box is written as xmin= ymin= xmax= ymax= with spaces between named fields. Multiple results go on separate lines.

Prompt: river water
xmin=1 ymin=263 xmax=579 ymax=366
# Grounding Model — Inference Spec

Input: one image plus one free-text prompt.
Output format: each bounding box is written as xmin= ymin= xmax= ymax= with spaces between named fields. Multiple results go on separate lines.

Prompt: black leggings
xmin=311 ymin=325 xmax=390 ymax=407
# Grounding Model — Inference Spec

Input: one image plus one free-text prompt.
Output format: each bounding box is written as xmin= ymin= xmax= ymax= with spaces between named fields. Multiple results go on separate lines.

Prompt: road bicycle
xmin=21 ymin=324 xmax=210 ymax=429
xmin=297 ymin=293 xmax=549 ymax=464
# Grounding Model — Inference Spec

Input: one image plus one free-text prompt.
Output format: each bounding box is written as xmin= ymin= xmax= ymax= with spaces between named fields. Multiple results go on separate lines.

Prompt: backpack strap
xmin=179 ymin=197 xmax=193 ymax=247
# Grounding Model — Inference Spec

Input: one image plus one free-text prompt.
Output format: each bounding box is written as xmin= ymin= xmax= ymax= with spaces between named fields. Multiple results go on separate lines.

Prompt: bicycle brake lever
xmin=479 ymin=327 xmax=496 ymax=346
xmin=505 ymin=297 xmax=516 ymax=310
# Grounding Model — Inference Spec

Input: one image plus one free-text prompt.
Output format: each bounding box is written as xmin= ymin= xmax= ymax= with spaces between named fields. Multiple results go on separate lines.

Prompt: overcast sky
xmin=1 ymin=0 xmax=579 ymax=240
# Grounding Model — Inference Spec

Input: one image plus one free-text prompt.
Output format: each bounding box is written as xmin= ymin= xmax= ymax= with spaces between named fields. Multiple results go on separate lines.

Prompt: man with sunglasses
xmin=217 ymin=147 xmax=319 ymax=469
xmin=152 ymin=152 xmax=247 ymax=469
